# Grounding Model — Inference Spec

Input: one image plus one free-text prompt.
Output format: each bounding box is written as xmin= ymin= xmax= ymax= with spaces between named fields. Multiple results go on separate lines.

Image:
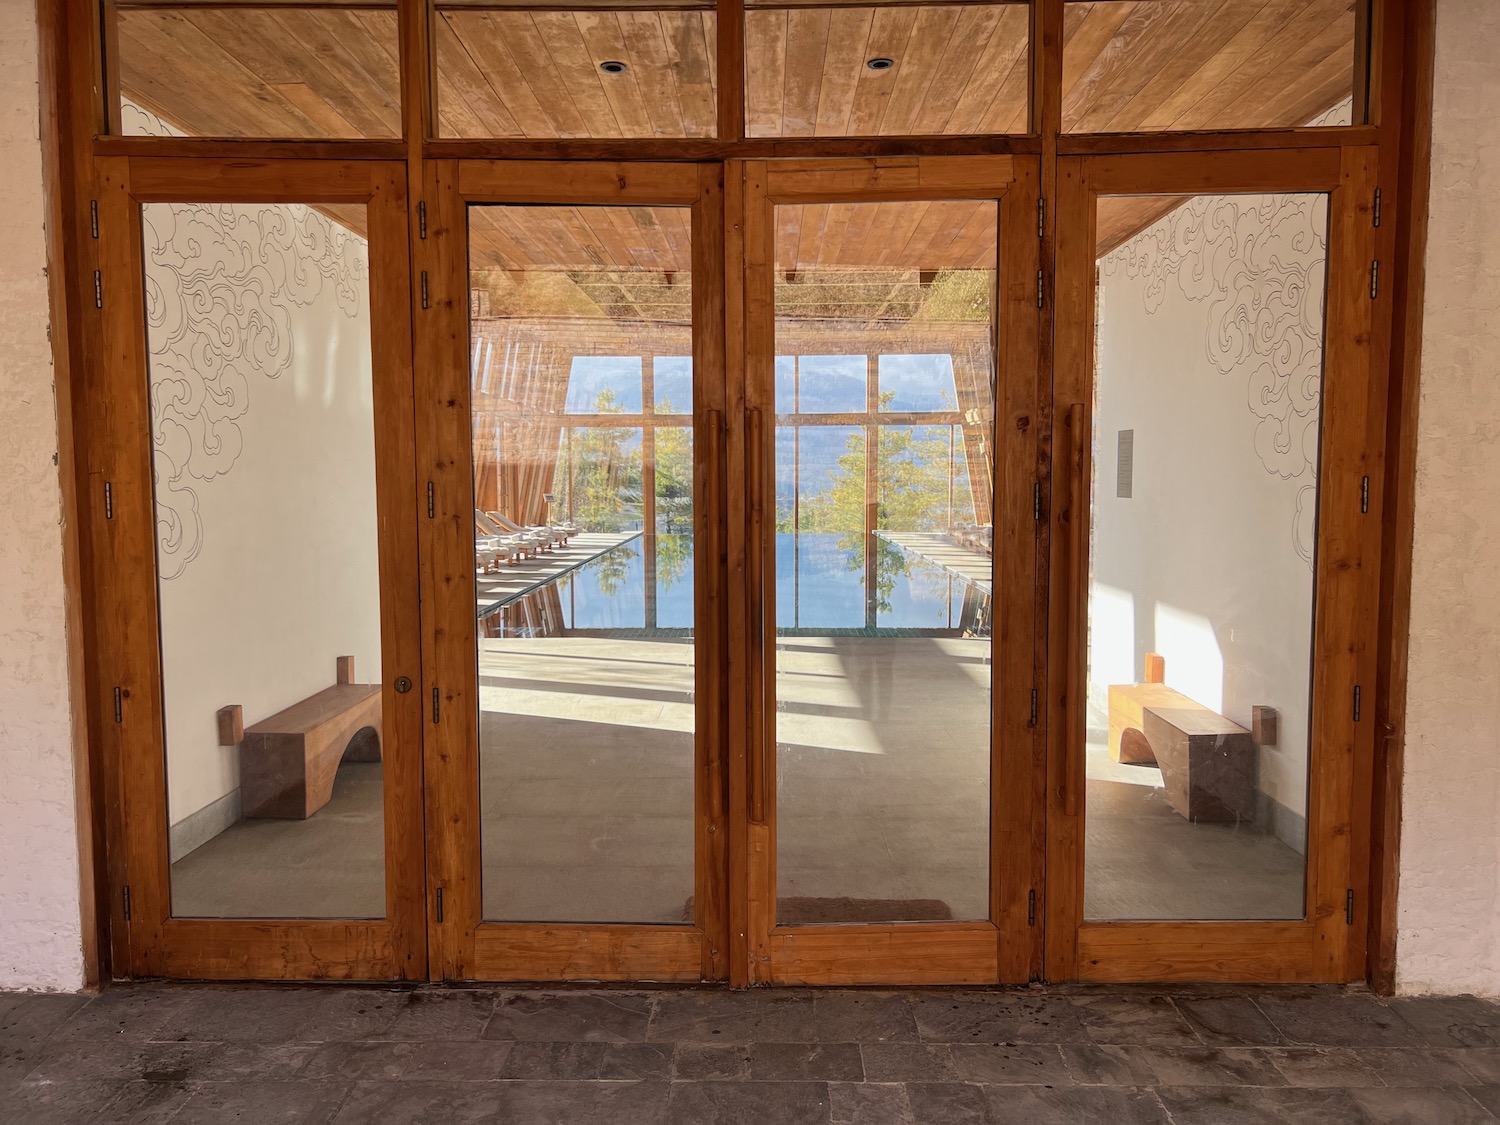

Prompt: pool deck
xmin=875 ymin=530 xmax=993 ymax=593
xmin=476 ymin=531 xmax=642 ymax=618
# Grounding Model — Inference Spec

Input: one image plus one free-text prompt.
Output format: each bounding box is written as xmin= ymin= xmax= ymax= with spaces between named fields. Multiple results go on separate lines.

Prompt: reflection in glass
xmin=472 ymin=206 xmax=695 ymax=923
xmin=1084 ymin=192 xmax=1327 ymax=921
xmin=772 ymin=200 xmax=997 ymax=924
xmin=149 ymin=202 xmax=384 ymax=919
xmin=1063 ymin=1 xmax=1365 ymax=133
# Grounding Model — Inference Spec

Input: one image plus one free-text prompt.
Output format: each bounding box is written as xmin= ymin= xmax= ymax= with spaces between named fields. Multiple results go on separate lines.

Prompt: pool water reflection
xmin=479 ymin=532 xmax=991 ymax=638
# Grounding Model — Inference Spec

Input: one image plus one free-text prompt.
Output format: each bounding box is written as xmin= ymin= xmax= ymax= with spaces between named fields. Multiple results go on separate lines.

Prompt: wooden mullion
xmin=717 ymin=0 xmax=745 ymax=142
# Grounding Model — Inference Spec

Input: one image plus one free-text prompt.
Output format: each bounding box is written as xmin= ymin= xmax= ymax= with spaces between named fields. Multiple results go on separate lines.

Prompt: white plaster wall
xmin=1090 ymin=193 xmax=1327 ymax=832
xmin=144 ymin=203 xmax=381 ymax=832
xmin=0 ymin=0 xmax=85 ymax=990
xmin=1396 ymin=0 xmax=1500 ymax=996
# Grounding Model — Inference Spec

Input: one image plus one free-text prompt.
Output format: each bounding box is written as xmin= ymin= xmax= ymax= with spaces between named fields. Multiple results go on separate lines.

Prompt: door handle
xmin=746 ymin=405 xmax=768 ymax=825
xmin=705 ymin=408 xmax=724 ymax=821
xmin=1063 ymin=402 xmax=1087 ymax=818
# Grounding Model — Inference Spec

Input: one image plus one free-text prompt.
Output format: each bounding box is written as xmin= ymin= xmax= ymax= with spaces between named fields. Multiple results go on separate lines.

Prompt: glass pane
xmin=147 ymin=202 xmax=384 ymax=919
xmin=1063 ymin=0 xmax=1367 ymax=133
xmin=118 ymin=6 xmax=400 ymax=138
xmin=1085 ymin=191 xmax=1327 ymax=921
xmin=773 ymin=200 xmax=996 ymax=924
xmin=435 ymin=2 xmax=718 ymax=138
xmin=746 ymin=1 xmax=1029 ymax=136
xmin=472 ymin=205 xmax=695 ymax=923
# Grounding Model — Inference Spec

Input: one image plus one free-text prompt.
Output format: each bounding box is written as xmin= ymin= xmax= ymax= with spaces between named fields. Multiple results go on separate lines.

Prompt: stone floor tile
xmin=948 ymin=1043 xmax=1074 ymax=1085
xmin=485 ymin=992 xmax=654 ymax=1043
xmin=648 ymin=990 xmax=817 ymax=1042
xmin=330 ymin=1079 xmax=506 ymax=1124
xmin=1388 ymin=996 xmax=1500 ymax=1047
xmin=0 ymin=993 xmax=91 ymax=1041
xmin=1461 ymin=1049 xmax=1500 ymax=1084
xmin=1467 ymin=1086 xmax=1500 ymax=1116
xmin=861 ymin=1042 xmax=957 ymax=1081
xmin=1154 ymin=1084 xmax=1368 ymax=1124
xmin=1061 ymin=1044 xmax=1163 ymax=1086
xmin=750 ymin=1042 xmax=864 ymax=1081
xmin=163 ymin=1078 xmax=352 ymax=1124
xmin=673 ymin=1043 xmax=750 ymax=1080
xmin=6 ymin=1078 xmax=143 ymax=1125
xmin=908 ymin=994 xmax=1085 ymax=1045
xmin=979 ymin=1084 xmax=1170 ymax=1124
xmin=598 ymin=1042 xmax=674 ymax=1080
xmin=1254 ymin=993 xmax=1421 ymax=1047
xmin=205 ymin=1042 xmax=322 ymax=1080
xmin=301 ymin=1041 xmax=418 ymax=1083
xmin=494 ymin=1078 xmax=669 ymax=1124
xmin=663 ymin=1080 xmax=831 ymax=1124
xmin=93 ymin=1079 xmax=197 ymax=1125
xmin=162 ymin=988 xmax=400 ymax=1044
xmin=829 ymin=1081 xmax=914 ymax=1124
xmin=20 ymin=1038 xmax=222 ymax=1084
xmin=1070 ymin=994 xmax=1201 ymax=1046
xmin=499 ymin=1041 xmax=607 ymax=1079
xmin=1348 ymin=1085 xmax=1499 ymax=1124
xmin=1132 ymin=1045 xmax=1287 ymax=1086
xmin=1174 ymin=995 xmax=1287 ymax=1046
xmin=371 ymin=991 xmax=498 ymax=1041
xmin=1263 ymin=1045 xmax=1385 ymax=1087
xmin=48 ymin=989 xmax=185 ymax=1042
xmin=811 ymin=993 xmax=919 ymax=1043
xmin=1355 ymin=1046 xmax=1484 ymax=1086
xmin=387 ymin=1040 xmax=512 ymax=1082
xmin=904 ymin=1082 xmax=990 ymax=1124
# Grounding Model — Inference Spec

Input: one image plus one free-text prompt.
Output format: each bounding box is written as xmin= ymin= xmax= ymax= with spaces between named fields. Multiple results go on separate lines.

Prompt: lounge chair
xmin=475 ymin=511 xmax=549 ymax=555
xmin=483 ymin=510 xmax=574 ymax=548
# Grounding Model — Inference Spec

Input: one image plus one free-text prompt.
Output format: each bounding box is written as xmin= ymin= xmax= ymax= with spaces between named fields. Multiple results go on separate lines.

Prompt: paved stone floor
xmin=5 ymin=985 xmax=1500 ymax=1122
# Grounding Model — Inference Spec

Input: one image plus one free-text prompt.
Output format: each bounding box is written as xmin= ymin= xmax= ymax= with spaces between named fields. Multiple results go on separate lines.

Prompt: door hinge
xmin=1345 ymin=888 xmax=1355 ymax=925
xmin=1369 ymin=260 xmax=1380 ymax=300
xmin=1372 ymin=187 xmax=1382 ymax=228
xmin=1353 ymin=685 xmax=1362 ymax=722
xmin=93 ymin=270 xmax=102 ymax=308
xmin=435 ymin=886 xmax=444 ymax=923
xmin=104 ymin=480 xmax=114 ymax=520
xmin=1361 ymin=475 xmax=1370 ymax=514
xmin=1036 ymin=269 xmax=1044 ymax=308
xmin=1033 ymin=481 xmax=1042 ymax=523
xmin=113 ymin=686 xmax=122 ymax=724
xmin=426 ymin=481 xmax=435 ymax=519
xmin=1037 ymin=197 xmax=1045 ymax=240
xmin=122 ymin=884 xmax=131 ymax=921
xmin=420 ymin=271 xmax=430 ymax=309
xmin=432 ymin=686 xmax=441 ymax=724
xmin=89 ymin=200 xmax=99 ymax=239
xmin=1029 ymin=688 xmax=1038 ymax=728
xmin=1028 ymin=888 xmax=1036 ymax=926
xmin=418 ymin=200 xmax=428 ymax=240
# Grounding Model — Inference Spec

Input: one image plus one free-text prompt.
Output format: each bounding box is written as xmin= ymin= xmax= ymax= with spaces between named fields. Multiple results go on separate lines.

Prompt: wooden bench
xmin=1108 ymin=668 xmax=1256 ymax=824
xmin=232 ymin=657 xmax=383 ymax=820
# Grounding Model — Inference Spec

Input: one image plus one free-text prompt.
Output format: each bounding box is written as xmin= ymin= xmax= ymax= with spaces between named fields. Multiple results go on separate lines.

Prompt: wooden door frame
xmin=415 ymin=159 xmax=730 ymax=983
xmin=93 ymin=157 xmax=427 ymax=980
xmin=730 ymin=155 xmax=1044 ymax=986
xmin=1044 ymin=147 xmax=1384 ymax=984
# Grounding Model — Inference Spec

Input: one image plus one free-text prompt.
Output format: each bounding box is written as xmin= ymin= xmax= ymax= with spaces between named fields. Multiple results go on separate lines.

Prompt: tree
xmin=555 ymin=388 xmax=643 ymax=533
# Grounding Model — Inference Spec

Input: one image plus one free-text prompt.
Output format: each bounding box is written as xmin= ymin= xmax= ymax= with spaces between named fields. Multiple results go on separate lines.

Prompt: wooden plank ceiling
xmin=117 ymin=0 xmax=1355 ymax=260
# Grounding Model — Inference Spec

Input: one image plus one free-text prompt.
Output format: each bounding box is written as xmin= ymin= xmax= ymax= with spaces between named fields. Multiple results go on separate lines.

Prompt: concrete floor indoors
xmin=169 ymin=634 xmax=1304 ymax=925
xmin=3 ymin=984 xmax=1500 ymax=1124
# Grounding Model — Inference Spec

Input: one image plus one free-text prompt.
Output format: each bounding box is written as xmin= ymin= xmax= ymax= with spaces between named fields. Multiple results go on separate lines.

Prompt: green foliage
xmin=555 ymin=389 xmax=643 ymax=533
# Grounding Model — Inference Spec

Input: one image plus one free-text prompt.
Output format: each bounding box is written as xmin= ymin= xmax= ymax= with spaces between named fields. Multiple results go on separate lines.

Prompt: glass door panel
xmin=772 ymin=205 xmax=997 ymax=926
xmin=741 ymin=156 xmax=1040 ymax=986
xmin=469 ymin=208 xmax=697 ymax=925
xmin=1084 ymin=192 xmax=1328 ymax=923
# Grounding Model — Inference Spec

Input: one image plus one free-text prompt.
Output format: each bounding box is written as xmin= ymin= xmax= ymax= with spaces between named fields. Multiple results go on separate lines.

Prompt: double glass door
xmin=98 ymin=151 xmax=1379 ymax=985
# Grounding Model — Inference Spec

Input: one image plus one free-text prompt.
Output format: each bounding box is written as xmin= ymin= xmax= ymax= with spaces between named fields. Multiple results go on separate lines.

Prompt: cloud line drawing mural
xmin=1102 ymin=192 xmax=1328 ymax=569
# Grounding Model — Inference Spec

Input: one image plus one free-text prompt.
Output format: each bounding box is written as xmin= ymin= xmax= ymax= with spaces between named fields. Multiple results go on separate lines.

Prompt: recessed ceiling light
xmin=599 ymin=60 xmax=628 ymax=74
xmin=866 ymin=57 xmax=895 ymax=71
